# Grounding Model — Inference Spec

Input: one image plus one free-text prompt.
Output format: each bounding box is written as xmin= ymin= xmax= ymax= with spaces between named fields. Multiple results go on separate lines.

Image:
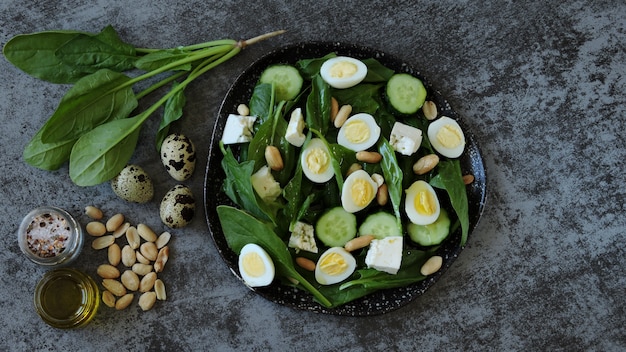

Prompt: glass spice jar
xmin=34 ymin=268 xmax=100 ymax=329
xmin=18 ymin=206 xmax=83 ymax=266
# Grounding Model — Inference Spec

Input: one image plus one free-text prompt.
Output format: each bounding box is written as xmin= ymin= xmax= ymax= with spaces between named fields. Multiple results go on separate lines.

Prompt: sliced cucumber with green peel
xmin=386 ymin=73 xmax=427 ymax=115
xmin=407 ymin=208 xmax=451 ymax=246
xmin=259 ymin=64 xmax=303 ymax=102
xmin=359 ymin=211 xmax=401 ymax=239
xmin=315 ymin=206 xmax=357 ymax=247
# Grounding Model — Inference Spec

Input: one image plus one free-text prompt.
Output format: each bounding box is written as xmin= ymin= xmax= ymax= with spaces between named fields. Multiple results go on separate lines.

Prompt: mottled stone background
xmin=0 ymin=0 xmax=623 ymax=351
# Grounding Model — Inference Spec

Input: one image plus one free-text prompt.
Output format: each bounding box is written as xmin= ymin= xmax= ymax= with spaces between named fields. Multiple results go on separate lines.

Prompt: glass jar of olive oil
xmin=34 ymin=268 xmax=99 ymax=329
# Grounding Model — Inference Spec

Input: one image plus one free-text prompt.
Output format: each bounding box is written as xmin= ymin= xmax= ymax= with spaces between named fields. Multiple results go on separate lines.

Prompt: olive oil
xmin=34 ymin=268 xmax=99 ymax=329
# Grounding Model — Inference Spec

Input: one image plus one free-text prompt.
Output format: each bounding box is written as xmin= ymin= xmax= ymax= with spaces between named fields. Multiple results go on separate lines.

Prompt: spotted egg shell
xmin=160 ymin=133 xmax=196 ymax=181
xmin=111 ymin=164 xmax=154 ymax=203
xmin=160 ymin=185 xmax=195 ymax=228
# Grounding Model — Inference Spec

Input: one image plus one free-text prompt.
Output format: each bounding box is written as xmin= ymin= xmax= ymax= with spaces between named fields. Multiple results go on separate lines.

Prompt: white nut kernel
xmin=106 ymin=213 xmax=125 ymax=232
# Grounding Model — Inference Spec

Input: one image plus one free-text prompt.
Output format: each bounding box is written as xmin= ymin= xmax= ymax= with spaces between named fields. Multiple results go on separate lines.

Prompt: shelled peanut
xmin=85 ymin=206 xmax=170 ymax=311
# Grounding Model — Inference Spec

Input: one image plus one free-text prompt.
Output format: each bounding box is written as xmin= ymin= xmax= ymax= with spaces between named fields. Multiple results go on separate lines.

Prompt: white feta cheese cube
xmin=365 ymin=236 xmax=403 ymax=274
xmin=288 ymin=221 xmax=318 ymax=253
xmin=250 ymin=165 xmax=282 ymax=202
xmin=221 ymin=114 xmax=257 ymax=144
xmin=285 ymin=108 xmax=306 ymax=147
xmin=390 ymin=121 xmax=422 ymax=156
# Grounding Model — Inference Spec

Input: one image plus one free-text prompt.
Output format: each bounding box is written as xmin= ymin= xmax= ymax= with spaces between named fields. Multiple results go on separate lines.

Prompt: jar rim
xmin=18 ymin=206 xmax=83 ymax=266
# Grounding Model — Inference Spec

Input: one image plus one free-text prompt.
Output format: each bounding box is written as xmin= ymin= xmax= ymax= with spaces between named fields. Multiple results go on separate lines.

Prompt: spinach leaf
xmin=249 ymin=83 xmax=274 ymax=126
xmin=40 ymin=69 xmax=138 ymax=143
xmin=3 ymin=30 xmax=88 ymax=83
xmin=56 ymin=25 xmax=137 ymax=73
xmin=305 ymin=75 xmax=331 ymax=136
xmin=155 ymin=82 xmax=186 ymax=151
xmin=219 ymin=142 xmax=278 ymax=224
xmin=331 ymin=83 xmax=383 ymax=115
xmin=69 ymin=116 xmax=142 ymax=186
xmin=378 ymin=137 xmax=403 ymax=231
xmin=362 ymin=58 xmax=395 ymax=82
xmin=315 ymin=250 xmax=430 ymax=307
xmin=296 ymin=53 xmax=336 ymax=79
xmin=217 ymin=205 xmax=332 ymax=307
xmin=430 ymin=160 xmax=470 ymax=246
xmin=23 ymin=128 xmax=76 ymax=171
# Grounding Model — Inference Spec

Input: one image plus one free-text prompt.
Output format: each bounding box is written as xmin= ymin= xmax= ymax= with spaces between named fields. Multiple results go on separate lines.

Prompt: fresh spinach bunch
xmin=3 ymin=25 xmax=284 ymax=186
xmin=217 ymin=54 xmax=470 ymax=308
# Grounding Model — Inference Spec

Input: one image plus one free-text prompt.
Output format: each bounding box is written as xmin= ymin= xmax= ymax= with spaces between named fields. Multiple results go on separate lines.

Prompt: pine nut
xmin=422 ymin=101 xmax=438 ymax=120
xmin=377 ymin=184 xmax=389 ymax=206
xmin=356 ymin=151 xmax=382 ymax=163
xmin=237 ymin=103 xmax=250 ymax=116
xmin=330 ymin=97 xmax=339 ymax=122
xmin=413 ymin=154 xmax=440 ymax=175
xmin=344 ymin=235 xmax=375 ymax=252
xmin=333 ymin=104 xmax=352 ymax=128
xmin=265 ymin=145 xmax=284 ymax=171
xmin=420 ymin=255 xmax=443 ymax=276
xmin=295 ymin=257 xmax=316 ymax=271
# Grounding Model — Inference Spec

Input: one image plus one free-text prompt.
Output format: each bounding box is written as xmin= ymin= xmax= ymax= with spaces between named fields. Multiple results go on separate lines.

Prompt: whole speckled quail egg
xmin=111 ymin=164 xmax=154 ymax=203
xmin=160 ymin=133 xmax=196 ymax=181
xmin=160 ymin=185 xmax=195 ymax=228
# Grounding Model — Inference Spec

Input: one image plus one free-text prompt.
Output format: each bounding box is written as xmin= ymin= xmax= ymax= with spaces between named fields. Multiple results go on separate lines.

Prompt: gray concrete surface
xmin=1 ymin=0 xmax=624 ymax=351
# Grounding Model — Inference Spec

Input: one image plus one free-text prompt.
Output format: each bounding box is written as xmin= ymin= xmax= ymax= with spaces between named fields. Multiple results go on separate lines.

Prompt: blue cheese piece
xmin=250 ymin=166 xmax=282 ymax=202
xmin=288 ymin=221 xmax=318 ymax=253
xmin=285 ymin=108 xmax=306 ymax=147
xmin=390 ymin=121 xmax=422 ymax=156
xmin=222 ymin=114 xmax=257 ymax=144
xmin=364 ymin=236 xmax=403 ymax=274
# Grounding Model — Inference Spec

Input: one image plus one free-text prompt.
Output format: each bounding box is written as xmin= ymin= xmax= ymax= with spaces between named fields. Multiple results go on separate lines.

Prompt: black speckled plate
xmin=204 ymin=42 xmax=487 ymax=316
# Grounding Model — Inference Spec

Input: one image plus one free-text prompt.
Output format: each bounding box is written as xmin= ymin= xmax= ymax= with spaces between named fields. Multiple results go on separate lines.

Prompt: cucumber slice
xmin=386 ymin=73 xmax=427 ymax=115
xmin=407 ymin=208 xmax=451 ymax=246
xmin=359 ymin=211 xmax=402 ymax=239
xmin=259 ymin=64 xmax=304 ymax=102
xmin=315 ymin=207 xmax=357 ymax=247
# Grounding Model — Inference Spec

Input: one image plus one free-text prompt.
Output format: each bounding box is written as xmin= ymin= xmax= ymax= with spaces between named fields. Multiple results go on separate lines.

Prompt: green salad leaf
xmin=430 ymin=160 xmax=470 ymax=246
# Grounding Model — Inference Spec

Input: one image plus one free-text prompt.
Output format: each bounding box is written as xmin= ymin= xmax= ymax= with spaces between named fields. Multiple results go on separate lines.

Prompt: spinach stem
xmin=135 ymin=71 xmax=186 ymax=100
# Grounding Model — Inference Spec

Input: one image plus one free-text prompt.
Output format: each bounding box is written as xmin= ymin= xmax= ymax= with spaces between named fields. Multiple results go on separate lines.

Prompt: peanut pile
xmin=85 ymin=206 xmax=169 ymax=311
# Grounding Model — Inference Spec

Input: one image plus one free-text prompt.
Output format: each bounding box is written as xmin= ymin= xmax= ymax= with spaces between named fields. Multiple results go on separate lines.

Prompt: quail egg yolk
xmin=415 ymin=189 xmax=437 ymax=216
xmin=241 ymin=252 xmax=266 ymax=278
xmin=318 ymin=252 xmax=348 ymax=276
xmin=328 ymin=61 xmax=358 ymax=79
xmin=350 ymin=179 xmax=376 ymax=208
xmin=436 ymin=124 xmax=463 ymax=149
xmin=306 ymin=147 xmax=330 ymax=175
xmin=344 ymin=119 xmax=370 ymax=144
